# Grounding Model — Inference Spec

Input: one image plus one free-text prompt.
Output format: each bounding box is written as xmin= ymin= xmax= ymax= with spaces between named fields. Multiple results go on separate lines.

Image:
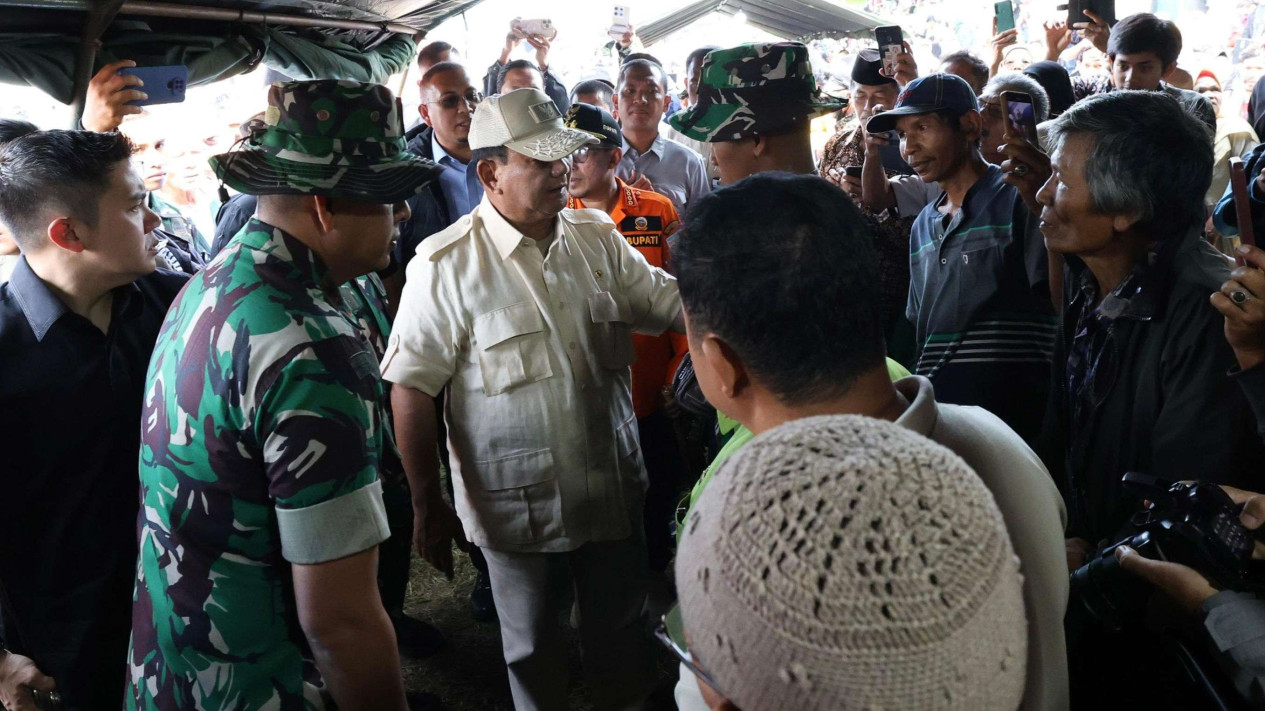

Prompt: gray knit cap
xmin=675 ymin=415 xmax=1027 ymax=711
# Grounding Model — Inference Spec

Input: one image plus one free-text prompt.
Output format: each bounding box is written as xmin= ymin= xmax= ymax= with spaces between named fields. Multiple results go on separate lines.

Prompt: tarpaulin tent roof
xmin=638 ymin=0 xmax=884 ymax=45
xmin=0 ymin=0 xmax=484 ymax=111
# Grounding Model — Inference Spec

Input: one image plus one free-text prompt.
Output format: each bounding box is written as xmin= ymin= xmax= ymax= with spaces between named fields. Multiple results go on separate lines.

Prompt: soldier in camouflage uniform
xmin=147 ymin=192 xmax=210 ymax=271
xmin=667 ymin=42 xmax=842 ymax=154
xmin=127 ymin=79 xmax=440 ymax=711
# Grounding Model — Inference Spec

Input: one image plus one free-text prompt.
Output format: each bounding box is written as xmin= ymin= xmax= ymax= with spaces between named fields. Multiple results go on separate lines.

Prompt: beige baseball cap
xmin=469 ymin=87 xmax=597 ymax=161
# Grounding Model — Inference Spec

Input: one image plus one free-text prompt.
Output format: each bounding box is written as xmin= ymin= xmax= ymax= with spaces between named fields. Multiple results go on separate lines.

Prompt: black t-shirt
xmin=0 ymin=259 xmax=186 ymax=710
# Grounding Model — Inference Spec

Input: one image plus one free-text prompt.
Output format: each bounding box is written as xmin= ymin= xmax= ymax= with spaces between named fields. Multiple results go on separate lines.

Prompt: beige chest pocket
xmin=588 ymin=290 xmax=636 ymax=370
xmin=473 ymin=302 xmax=554 ymax=396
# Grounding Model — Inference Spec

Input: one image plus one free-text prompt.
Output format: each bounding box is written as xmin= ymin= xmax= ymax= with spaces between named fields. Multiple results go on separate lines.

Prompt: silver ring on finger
xmin=1232 ymin=290 xmax=1251 ymax=304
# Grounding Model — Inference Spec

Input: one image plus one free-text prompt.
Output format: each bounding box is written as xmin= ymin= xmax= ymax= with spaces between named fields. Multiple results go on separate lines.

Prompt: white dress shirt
xmin=381 ymin=197 xmax=682 ymax=553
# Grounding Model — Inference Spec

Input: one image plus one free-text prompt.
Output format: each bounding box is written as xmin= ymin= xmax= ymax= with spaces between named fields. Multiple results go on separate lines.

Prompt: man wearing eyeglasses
xmin=564 ymin=103 xmax=688 ymax=575
xmin=397 ymin=61 xmax=485 ymax=274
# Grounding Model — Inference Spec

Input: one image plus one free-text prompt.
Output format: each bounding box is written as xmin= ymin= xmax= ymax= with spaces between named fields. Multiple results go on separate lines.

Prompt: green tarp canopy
xmin=0 ymin=0 xmax=484 ymax=104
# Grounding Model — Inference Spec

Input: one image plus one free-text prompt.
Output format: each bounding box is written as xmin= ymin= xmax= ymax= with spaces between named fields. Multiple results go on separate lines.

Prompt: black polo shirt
xmin=0 ymin=258 xmax=186 ymax=710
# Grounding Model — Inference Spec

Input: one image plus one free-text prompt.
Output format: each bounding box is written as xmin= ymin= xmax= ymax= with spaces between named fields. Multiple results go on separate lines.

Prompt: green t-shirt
xmin=677 ymin=358 xmax=911 ymax=541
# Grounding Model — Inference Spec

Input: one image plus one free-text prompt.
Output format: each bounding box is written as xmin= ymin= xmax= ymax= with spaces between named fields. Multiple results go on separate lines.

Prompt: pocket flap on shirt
xmin=588 ymin=290 xmax=630 ymax=324
xmin=474 ymin=302 xmax=544 ymax=349
xmin=473 ymin=447 xmax=556 ymax=491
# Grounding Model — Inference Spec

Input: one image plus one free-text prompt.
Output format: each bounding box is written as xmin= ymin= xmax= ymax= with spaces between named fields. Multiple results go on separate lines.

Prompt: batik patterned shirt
xmin=127 ymin=218 xmax=390 ymax=711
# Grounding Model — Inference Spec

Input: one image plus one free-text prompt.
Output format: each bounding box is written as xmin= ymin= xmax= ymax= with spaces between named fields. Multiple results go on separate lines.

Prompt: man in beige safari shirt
xmin=381 ymin=87 xmax=683 ymax=711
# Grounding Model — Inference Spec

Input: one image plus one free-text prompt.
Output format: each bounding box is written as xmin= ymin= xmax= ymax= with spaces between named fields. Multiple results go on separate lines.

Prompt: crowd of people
xmin=7 ymin=5 xmax=1265 ymax=711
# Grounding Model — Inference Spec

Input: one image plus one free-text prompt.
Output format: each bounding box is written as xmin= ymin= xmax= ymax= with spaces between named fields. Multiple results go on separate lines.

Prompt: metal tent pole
xmin=117 ymin=1 xmax=422 ymax=35
xmin=0 ymin=0 xmax=424 ymax=35
xmin=69 ymin=0 xmax=125 ymax=127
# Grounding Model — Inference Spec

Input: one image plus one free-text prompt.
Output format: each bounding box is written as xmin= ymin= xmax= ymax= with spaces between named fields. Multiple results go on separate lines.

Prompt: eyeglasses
xmin=654 ymin=612 xmax=726 ymax=700
xmin=427 ymin=90 xmax=483 ymax=111
xmin=571 ymin=146 xmax=613 ymax=165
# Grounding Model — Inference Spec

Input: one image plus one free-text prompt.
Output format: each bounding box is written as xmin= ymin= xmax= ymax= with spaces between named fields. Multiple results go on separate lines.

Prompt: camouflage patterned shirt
xmin=127 ymin=218 xmax=391 ymax=711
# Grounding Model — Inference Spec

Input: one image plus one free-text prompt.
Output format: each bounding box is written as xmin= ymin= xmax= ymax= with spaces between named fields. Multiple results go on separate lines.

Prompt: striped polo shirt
xmin=906 ymin=164 xmax=1056 ymax=441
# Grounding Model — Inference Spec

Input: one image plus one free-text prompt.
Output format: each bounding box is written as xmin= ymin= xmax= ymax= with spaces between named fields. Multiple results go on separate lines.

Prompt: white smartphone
xmin=514 ymin=18 xmax=557 ymax=41
xmin=608 ymin=6 xmax=631 ymax=40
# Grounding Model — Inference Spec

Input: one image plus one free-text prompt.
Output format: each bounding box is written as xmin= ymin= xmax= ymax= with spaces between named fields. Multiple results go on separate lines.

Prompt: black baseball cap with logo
xmin=865 ymin=73 xmax=980 ymax=135
xmin=564 ymin=103 xmax=623 ymax=150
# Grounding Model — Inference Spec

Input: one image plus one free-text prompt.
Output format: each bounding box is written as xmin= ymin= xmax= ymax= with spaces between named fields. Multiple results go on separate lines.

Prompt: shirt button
xmin=569 ymin=342 xmax=577 ymax=351
xmin=558 ymin=301 xmax=565 ymax=308
xmin=940 ymin=257 xmax=947 ymax=264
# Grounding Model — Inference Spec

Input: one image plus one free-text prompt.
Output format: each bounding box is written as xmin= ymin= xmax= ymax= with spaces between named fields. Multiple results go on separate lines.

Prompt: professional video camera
xmin=1072 ymin=472 xmax=1264 ymax=630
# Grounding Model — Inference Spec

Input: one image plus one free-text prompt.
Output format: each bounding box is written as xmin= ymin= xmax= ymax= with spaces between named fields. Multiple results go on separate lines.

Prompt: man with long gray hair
xmin=1035 ymin=89 xmax=1265 ymax=708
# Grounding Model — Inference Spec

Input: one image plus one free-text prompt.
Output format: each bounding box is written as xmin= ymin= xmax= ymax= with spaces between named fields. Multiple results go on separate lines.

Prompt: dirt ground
xmin=398 ymin=552 xmax=681 ymax=711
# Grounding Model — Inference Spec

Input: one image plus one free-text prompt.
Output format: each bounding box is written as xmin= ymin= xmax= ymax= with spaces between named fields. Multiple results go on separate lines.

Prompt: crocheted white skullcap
xmin=676 ymin=414 xmax=1027 ymax=711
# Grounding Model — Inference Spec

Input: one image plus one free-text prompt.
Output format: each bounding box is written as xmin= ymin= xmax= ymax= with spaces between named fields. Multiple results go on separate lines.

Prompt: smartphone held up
xmin=1064 ymin=0 xmax=1116 ymax=27
xmin=1230 ymin=157 xmax=1257 ymax=262
xmin=874 ymin=25 xmax=904 ymax=78
xmin=608 ymin=5 xmax=631 ymax=40
xmin=511 ymin=17 xmax=557 ymax=41
xmin=119 ymin=65 xmax=187 ymax=106
xmin=1002 ymin=91 xmax=1038 ymax=143
xmin=994 ymin=1 xmax=1016 ymax=33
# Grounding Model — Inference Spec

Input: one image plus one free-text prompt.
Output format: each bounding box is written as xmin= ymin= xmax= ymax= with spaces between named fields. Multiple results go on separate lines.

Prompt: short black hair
xmin=571 ymin=79 xmax=615 ymax=110
xmin=940 ymin=51 xmax=990 ymax=93
xmin=0 ymin=119 xmax=38 ymax=145
xmin=421 ymin=61 xmax=467 ymax=89
xmin=497 ymin=59 xmax=541 ymax=92
xmin=0 ymin=130 xmax=134 ymax=249
xmin=686 ymin=46 xmax=720 ymax=73
xmin=623 ymin=52 xmax=663 ymax=66
xmin=417 ymin=40 xmax=454 ymax=69
xmin=471 ymin=145 xmax=509 ymax=166
xmin=671 ymin=173 xmax=886 ymax=405
xmin=1108 ymin=13 xmax=1181 ymax=67
xmin=618 ymin=58 xmax=668 ymax=92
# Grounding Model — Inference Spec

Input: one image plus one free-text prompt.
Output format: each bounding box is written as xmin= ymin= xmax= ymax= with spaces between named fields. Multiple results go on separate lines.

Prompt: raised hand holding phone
xmin=1211 ymin=243 xmax=1265 ymax=371
xmin=998 ymin=92 xmax=1050 ymax=215
xmin=989 ymin=15 xmax=1021 ymax=76
xmin=1071 ymin=3 xmax=1114 ymax=54
xmin=81 ymin=59 xmax=145 ymax=132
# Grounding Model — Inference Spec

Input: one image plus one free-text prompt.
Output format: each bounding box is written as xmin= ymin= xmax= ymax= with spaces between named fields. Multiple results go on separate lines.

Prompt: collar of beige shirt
xmin=479 ymin=195 xmax=565 ymax=262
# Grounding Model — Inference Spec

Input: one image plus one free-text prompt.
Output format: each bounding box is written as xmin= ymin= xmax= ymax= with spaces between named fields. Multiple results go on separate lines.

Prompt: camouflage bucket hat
xmin=209 ymin=79 xmax=442 ymax=203
xmin=668 ymin=42 xmax=844 ymax=143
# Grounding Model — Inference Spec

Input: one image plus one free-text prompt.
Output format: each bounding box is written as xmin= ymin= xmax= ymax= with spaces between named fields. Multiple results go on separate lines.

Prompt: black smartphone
xmin=995 ymin=1 xmax=1016 ymax=33
xmin=844 ymin=166 xmax=864 ymax=178
xmin=874 ymin=26 xmax=904 ymax=78
xmin=119 ymin=65 xmax=188 ymax=106
xmin=1067 ymin=0 xmax=1116 ymax=28
xmin=1002 ymin=91 xmax=1038 ymax=141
